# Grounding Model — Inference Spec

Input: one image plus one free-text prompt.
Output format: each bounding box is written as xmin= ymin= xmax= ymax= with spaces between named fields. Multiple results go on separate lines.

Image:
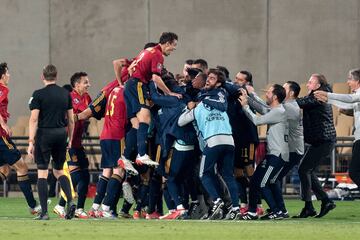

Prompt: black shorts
xmin=234 ymin=143 xmax=257 ymax=168
xmin=68 ymin=147 xmax=89 ymax=169
xmin=0 ymin=136 xmax=21 ymax=167
xmin=124 ymin=78 xmax=150 ymax=119
xmin=35 ymin=128 xmax=67 ymax=170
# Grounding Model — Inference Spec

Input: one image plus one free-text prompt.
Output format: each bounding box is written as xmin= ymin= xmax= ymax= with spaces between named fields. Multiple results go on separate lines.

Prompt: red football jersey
xmin=131 ymin=44 xmax=164 ymax=84
xmin=100 ymin=86 xmax=127 ymax=140
xmin=0 ymin=83 xmax=10 ymax=137
xmin=101 ymin=79 xmax=119 ymax=99
xmin=70 ymin=90 xmax=92 ymax=148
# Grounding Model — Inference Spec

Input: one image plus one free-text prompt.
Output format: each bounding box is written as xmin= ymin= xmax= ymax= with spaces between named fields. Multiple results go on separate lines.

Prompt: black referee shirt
xmin=29 ymin=84 xmax=72 ymax=128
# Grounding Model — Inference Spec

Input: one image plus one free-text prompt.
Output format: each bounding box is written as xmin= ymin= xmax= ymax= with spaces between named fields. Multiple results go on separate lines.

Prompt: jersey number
xmin=106 ymin=93 xmax=117 ymax=117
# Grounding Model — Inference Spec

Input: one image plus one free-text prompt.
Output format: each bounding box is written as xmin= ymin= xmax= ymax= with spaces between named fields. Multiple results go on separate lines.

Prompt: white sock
xmin=177 ymin=204 xmax=184 ymax=210
xmin=102 ymin=204 xmax=110 ymax=212
xmin=92 ymin=203 xmax=100 ymax=210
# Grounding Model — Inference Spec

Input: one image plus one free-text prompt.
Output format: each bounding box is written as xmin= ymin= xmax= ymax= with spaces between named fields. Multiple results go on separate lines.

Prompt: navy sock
xmin=103 ymin=174 xmax=123 ymax=208
xmin=70 ymin=169 xmax=82 ymax=188
xmin=18 ymin=174 xmax=36 ymax=208
xmin=110 ymin=188 xmax=122 ymax=214
xmin=148 ymin=174 xmax=161 ymax=213
xmin=59 ymin=197 xmax=66 ymax=207
xmin=156 ymin=189 xmax=163 ymax=214
xmin=135 ymin=183 xmax=149 ymax=211
xmin=236 ymin=176 xmax=249 ymax=204
xmin=124 ymin=128 xmax=138 ymax=159
xmin=58 ymin=175 xmax=73 ymax=203
xmin=163 ymin=186 xmax=176 ymax=210
xmin=93 ymin=175 xmax=109 ymax=204
xmin=137 ymin=123 xmax=149 ymax=156
xmin=121 ymin=200 xmax=133 ymax=214
xmin=76 ymin=170 xmax=90 ymax=209
xmin=37 ymin=178 xmax=48 ymax=215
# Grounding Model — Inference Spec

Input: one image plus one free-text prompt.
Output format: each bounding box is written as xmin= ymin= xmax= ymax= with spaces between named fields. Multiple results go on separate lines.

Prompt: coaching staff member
xmin=27 ymin=64 xmax=75 ymax=220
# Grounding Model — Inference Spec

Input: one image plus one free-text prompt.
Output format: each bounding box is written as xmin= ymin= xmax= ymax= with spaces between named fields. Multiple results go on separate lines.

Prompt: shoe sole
xmin=34 ymin=216 xmax=50 ymax=220
xmin=118 ymin=160 xmax=139 ymax=175
xmin=135 ymin=159 xmax=159 ymax=166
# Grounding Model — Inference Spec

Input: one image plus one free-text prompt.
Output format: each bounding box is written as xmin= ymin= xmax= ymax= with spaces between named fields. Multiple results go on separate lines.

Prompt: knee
xmin=130 ymin=117 xmax=139 ymax=129
xmin=13 ymin=159 xmax=29 ymax=175
xmin=0 ymin=165 xmax=11 ymax=178
xmin=113 ymin=168 xmax=125 ymax=179
xmin=53 ymin=169 xmax=64 ymax=179
xmin=102 ymin=168 xmax=112 ymax=178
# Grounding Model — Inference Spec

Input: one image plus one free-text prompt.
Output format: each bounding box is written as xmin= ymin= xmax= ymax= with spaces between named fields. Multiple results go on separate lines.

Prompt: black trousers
xmin=349 ymin=140 xmax=360 ymax=187
xmin=298 ymin=142 xmax=334 ymax=202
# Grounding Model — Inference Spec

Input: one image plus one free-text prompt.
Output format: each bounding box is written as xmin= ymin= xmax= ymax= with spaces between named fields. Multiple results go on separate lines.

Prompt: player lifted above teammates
xmin=119 ymin=32 xmax=181 ymax=168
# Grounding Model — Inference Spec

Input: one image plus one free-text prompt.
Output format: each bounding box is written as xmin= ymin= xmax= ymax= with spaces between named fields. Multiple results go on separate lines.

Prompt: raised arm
xmin=243 ymin=105 xmax=283 ymax=126
xmin=248 ymin=92 xmax=270 ymax=115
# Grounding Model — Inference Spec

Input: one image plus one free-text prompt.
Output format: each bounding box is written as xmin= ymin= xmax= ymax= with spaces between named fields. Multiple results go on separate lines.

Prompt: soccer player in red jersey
xmin=0 ymin=62 xmax=41 ymax=215
xmin=121 ymin=32 xmax=181 ymax=167
xmin=53 ymin=72 xmax=92 ymax=219
xmin=89 ymin=85 xmax=138 ymax=218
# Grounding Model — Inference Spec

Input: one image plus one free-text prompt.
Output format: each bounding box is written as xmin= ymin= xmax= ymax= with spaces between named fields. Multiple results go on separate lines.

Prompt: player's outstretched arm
xmin=152 ymin=74 xmax=182 ymax=99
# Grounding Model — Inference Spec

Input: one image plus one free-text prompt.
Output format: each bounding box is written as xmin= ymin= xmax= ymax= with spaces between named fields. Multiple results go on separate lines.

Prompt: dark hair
xmin=143 ymin=42 xmax=157 ymax=49
xmin=185 ymin=59 xmax=194 ymax=65
xmin=286 ymin=81 xmax=301 ymax=98
xmin=62 ymin=84 xmax=73 ymax=92
xmin=208 ymin=68 xmax=226 ymax=87
xmin=43 ymin=64 xmax=57 ymax=81
xmin=159 ymin=32 xmax=178 ymax=45
xmin=70 ymin=72 xmax=88 ymax=88
xmin=312 ymin=73 xmax=328 ymax=87
xmin=240 ymin=70 xmax=253 ymax=86
xmin=349 ymin=68 xmax=360 ymax=81
xmin=0 ymin=62 xmax=8 ymax=79
xmin=272 ymin=84 xmax=286 ymax=103
xmin=216 ymin=65 xmax=230 ymax=79
xmin=193 ymin=59 xmax=208 ymax=70
xmin=197 ymin=73 xmax=208 ymax=84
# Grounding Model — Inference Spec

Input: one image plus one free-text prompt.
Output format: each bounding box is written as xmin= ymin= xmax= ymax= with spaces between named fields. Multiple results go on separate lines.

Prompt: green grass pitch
xmin=0 ymin=198 xmax=359 ymax=240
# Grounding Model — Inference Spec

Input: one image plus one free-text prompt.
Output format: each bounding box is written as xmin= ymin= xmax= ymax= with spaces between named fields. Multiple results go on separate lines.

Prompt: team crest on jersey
xmin=157 ymin=63 xmax=163 ymax=72
xmin=95 ymin=105 xmax=101 ymax=112
xmin=73 ymin=98 xmax=80 ymax=104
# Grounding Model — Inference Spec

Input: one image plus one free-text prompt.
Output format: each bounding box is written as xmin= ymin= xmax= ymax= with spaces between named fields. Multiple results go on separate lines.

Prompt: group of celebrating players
xmin=3 ymin=31 xmax=359 ymax=220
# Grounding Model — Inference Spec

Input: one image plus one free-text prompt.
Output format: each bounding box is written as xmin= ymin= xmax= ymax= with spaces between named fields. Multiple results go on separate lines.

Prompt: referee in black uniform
xmin=27 ymin=64 xmax=76 ymax=220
